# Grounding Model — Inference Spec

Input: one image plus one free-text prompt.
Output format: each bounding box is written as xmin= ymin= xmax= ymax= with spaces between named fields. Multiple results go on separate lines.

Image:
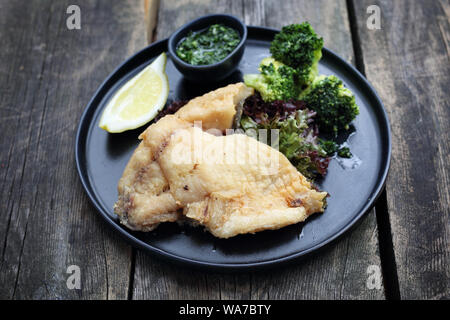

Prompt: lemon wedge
xmin=99 ymin=52 xmax=169 ymax=133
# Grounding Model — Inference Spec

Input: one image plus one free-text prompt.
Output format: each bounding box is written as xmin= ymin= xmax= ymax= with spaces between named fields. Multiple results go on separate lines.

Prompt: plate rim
xmin=75 ymin=26 xmax=391 ymax=271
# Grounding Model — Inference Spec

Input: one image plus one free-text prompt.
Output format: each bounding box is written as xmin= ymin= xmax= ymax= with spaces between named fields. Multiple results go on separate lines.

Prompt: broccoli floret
xmin=244 ymin=57 xmax=299 ymax=102
xmin=299 ymin=75 xmax=359 ymax=133
xmin=270 ymin=23 xmax=323 ymax=87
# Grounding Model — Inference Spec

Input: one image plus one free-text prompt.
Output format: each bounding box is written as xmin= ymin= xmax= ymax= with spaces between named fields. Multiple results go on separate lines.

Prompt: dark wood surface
xmin=0 ymin=0 xmax=447 ymax=300
xmin=352 ymin=0 xmax=450 ymax=300
xmin=0 ymin=0 xmax=146 ymax=299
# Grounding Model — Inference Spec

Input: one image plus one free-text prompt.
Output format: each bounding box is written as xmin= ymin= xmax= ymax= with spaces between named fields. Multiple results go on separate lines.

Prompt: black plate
xmin=75 ymin=26 xmax=391 ymax=270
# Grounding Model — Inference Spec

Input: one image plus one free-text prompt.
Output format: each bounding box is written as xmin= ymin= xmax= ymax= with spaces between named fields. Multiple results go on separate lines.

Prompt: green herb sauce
xmin=176 ymin=24 xmax=240 ymax=65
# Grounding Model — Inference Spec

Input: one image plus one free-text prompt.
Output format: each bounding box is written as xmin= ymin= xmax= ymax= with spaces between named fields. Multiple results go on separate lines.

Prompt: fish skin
xmin=114 ymin=83 xmax=253 ymax=231
xmin=153 ymin=123 xmax=327 ymax=238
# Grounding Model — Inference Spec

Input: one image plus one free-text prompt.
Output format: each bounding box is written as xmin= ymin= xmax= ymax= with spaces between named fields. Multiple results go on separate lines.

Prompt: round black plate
xmin=75 ymin=27 xmax=391 ymax=270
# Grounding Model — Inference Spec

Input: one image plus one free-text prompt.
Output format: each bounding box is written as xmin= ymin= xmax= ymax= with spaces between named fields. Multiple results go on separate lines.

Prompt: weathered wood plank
xmin=132 ymin=0 xmax=384 ymax=300
xmin=145 ymin=0 xmax=160 ymax=43
xmin=352 ymin=0 xmax=449 ymax=299
xmin=0 ymin=0 xmax=147 ymax=299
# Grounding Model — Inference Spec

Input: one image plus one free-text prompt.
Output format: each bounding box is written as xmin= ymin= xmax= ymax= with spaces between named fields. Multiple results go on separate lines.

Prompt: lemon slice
xmin=99 ymin=53 xmax=169 ymax=133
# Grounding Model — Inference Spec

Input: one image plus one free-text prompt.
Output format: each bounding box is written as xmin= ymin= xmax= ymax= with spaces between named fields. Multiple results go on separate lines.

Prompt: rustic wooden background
xmin=0 ymin=0 xmax=448 ymax=300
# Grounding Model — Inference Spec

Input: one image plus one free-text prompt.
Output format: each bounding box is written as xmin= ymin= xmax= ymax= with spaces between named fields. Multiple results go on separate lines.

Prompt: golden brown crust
xmin=154 ymin=125 xmax=327 ymax=238
xmin=174 ymin=83 xmax=253 ymax=131
xmin=114 ymin=83 xmax=254 ymax=231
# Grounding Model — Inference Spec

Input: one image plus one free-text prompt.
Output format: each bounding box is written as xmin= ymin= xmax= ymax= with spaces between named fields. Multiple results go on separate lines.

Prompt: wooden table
xmin=0 ymin=0 xmax=448 ymax=300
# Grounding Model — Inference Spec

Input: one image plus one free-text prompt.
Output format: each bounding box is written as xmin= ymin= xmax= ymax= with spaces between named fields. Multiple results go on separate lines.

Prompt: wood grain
xmin=145 ymin=0 xmax=160 ymax=43
xmin=0 ymin=0 xmax=147 ymax=299
xmin=352 ymin=0 xmax=449 ymax=299
xmin=132 ymin=0 xmax=385 ymax=300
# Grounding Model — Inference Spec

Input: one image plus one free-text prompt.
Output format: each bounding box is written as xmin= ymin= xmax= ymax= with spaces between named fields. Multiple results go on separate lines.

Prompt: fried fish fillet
xmin=141 ymin=116 xmax=327 ymax=238
xmin=174 ymin=82 xmax=252 ymax=131
xmin=114 ymin=83 xmax=253 ymax=231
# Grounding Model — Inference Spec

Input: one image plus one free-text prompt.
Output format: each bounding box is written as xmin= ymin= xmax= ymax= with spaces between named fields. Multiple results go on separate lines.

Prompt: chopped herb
xmin=176 ymin=24 xmax=240 ymax=65
xmin=338 ymin=146 xmax=352 ymax=158
xmin=319 ymin=139 xmax=338 ymax=156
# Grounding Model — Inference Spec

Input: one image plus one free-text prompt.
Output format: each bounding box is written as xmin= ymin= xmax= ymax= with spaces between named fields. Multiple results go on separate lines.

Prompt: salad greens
xmin=240 ymin=22 xmax=360 ymax=179
xmin=239 ymin=94 xmax=330 ymax=179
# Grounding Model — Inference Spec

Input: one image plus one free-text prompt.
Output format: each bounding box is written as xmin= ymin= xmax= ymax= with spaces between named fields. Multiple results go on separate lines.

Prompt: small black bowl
xmin=168 ymin=14 xmax=247 ymax=82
